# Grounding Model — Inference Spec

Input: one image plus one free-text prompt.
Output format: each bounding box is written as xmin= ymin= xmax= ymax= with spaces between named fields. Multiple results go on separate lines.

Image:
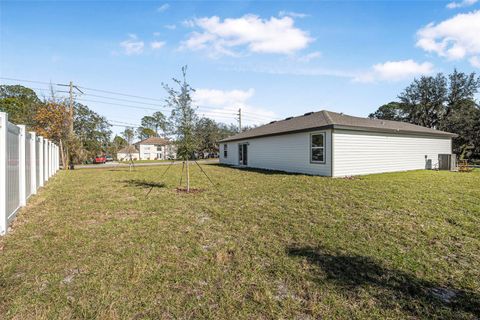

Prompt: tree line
xmin=369 ymin=70 xmax=480 ymax=159
xmin=0 ymin=83 xmax=239 ymax=165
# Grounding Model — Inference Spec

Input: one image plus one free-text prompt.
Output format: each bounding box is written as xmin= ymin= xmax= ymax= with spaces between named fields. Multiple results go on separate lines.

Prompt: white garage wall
xmin=333 ymin=129 xmax=452 ymax=177
xmin=220 ymin=130 xmax=332 ymax=176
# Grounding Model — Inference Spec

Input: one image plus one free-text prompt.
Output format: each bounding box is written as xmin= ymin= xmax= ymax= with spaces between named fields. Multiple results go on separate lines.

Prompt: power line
xmin=76 ymin=85 xmax=165 ymax=102
xmin=1 ymin=77 xmax=278 ymax=121
xmin=0 ymin=77 xmax=55 ymax=86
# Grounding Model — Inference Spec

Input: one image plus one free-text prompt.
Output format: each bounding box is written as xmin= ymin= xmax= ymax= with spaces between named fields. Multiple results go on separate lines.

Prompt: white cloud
xmin=181 ymin=15 xmax=313 ymax=57
xmin=194 ymin=88 xmax=255 ymax=106
xmin=119 ymin=34 xmax=144 ymax=55
xmin=193 ymin=88 xmax=276 ymax=125
xmin=157 ymin=3 xmax=170 ymax=12
xmin=150 ymin=41 xmax=166 ymax=49
xmin=354 ymin=59 xmax=434 ymax=83
xmin=446 ymin=0 xmax=477 ymax=9
xmin=416 ymin=10 xmax=480 ymax=67
xmin=165 ymin=24 xmax=176 ymax=30
xmin=278 ymin=11 xmax=309 ymax=18
xmin=470 ymin=56 xmax=480 ymax=67
xmin=297 ymin=51 xmax=322 ymax=62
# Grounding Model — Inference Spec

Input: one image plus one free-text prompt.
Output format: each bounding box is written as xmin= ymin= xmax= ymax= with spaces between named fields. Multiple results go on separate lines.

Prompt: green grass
xmin=1 ymin=165 xmax=479 ymax=319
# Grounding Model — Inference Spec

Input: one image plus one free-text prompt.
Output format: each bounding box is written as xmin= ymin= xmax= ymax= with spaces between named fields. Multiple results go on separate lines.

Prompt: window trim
xmin=223 ymin=144 xmax=228 ymax=158
xmin=310 ymin=132 xmax=326 ymax=164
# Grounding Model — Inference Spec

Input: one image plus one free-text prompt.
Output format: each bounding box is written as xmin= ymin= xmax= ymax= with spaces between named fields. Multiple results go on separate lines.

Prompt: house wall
xmin=332 ymin=129 xmax=452 ymax=177
xmin=117 ymin=152 xmax=139 ymax=161
xmin=219 ymin=130 xmax=332 ymax=176
xmin=136 ymin=144 xmax=177 ymax=160
xmin=139 ymin=144 xmax=159 ymax=160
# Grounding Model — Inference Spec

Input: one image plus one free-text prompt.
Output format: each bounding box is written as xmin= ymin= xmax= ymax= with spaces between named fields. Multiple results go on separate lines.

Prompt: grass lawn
xmin=1 ymin=165 xmax=479 ymax=319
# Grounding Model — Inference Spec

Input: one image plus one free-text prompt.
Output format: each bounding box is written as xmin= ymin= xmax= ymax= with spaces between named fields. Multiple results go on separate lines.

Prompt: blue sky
xmin=1 ymin=0 xmax=479 ymax=133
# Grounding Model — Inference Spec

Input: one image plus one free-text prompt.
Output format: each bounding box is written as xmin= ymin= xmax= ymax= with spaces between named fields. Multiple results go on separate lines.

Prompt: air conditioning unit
xmin=438 ymin=154 xmax=456 ymax=171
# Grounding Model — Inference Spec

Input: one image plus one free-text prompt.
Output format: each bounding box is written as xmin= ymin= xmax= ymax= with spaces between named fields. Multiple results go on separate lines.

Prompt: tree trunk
xmin=186 ymin=157 xmax=190 ymax=193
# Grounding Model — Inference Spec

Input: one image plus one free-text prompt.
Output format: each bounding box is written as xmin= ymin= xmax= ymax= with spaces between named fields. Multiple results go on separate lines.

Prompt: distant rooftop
xmin=118 ymin=145 xmax=138 ymax=154
xmin=220 ymin=110 xmax=456 ymax=142
xmin=135 ymin=136 xmax=170 ymax=145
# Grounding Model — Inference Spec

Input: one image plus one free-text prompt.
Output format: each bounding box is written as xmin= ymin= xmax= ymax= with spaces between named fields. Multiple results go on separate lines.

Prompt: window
xmin=223 ymin=144 xmax=228 ymax=158
xmin=311 ymin=133 xmax=325 ymax=163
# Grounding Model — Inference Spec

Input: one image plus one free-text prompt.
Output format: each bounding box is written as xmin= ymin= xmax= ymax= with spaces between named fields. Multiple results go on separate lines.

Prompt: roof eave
xmin=332 ymin=124 xmax=458 ymax=137
xmin=219 ymin=124 xmax=457 ymax=142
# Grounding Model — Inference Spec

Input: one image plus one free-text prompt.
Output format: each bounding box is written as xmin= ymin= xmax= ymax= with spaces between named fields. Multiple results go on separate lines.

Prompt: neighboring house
xmin=219 ymin=110 xmax=457 ymax=177
xmin=117 ymin=145 xmax=140 ymax=161
xmin=134 ymin=137 xmax=177 ymax=160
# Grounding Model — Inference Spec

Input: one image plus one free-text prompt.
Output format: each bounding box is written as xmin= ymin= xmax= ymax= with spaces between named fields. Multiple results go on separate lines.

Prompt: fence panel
xmin=35 ymin=136 xmax=41 ymax=188
xmin=25 ymin=132 xmax=32 ymax=199
xmin=0 ymin=111 xmax=60 ymax=235
xmin=6 ymin=122 xmax=20 ymax=222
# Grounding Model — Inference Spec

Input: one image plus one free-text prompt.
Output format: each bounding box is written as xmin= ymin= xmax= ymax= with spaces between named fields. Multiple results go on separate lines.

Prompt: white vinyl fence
xmin=1 ymin=112 xmax=60 ymax=235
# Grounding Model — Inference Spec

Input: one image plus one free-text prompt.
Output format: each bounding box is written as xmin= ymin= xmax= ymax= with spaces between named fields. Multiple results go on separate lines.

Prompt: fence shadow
xmin=287 ymin=246 xmax=480 ymax=318
xmin=122 ymin=179 xmax=166 ymax=189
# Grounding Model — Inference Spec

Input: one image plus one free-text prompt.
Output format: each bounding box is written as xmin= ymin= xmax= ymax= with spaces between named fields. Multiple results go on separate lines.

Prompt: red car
xmin=93 ymin=156 xmax=107 ymax=164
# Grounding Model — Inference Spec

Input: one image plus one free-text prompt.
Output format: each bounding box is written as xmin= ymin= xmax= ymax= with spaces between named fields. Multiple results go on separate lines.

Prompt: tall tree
xmin=33 ymin=100 xmax=70 ymax=168
xmin=370 ymin=70 xmax=480 ymax=159
xmin=164 ymin=66 xmax=198 ymax=192
xmin=141 ymin=111 xmax=168 ymax=136
xmin=73 ymin=102 xmax=112 ymax=162
xmin=398 ymin=73 xmax=447 ymax=128
xmin=195 ymin=117 xmax=221 ymax=155
xmin=136 ymin=126 xmax=157 ymax=140
xmin=368 ymin=102 xmax=407 ymax=122
xmin=121 ymin=127 xmax=135 ymax=145
xmin=0 ymin=85 xmax=41 ymax=127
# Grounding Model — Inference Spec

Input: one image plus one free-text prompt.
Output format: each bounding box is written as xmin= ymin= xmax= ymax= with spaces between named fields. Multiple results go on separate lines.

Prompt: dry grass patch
xmin=0 ymin=165 xmax=479 ymax=319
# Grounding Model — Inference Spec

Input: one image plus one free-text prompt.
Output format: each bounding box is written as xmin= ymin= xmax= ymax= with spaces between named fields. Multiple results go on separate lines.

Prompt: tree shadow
xmin=287 ymin=246 xmax=480 ymax=318
xmin=122 ymin=179 xmax=166 ymax=189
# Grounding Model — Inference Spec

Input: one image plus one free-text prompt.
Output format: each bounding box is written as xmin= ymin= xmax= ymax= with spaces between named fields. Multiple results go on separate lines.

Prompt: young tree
xmin=164 ymin=66 xmax=198 ymax=192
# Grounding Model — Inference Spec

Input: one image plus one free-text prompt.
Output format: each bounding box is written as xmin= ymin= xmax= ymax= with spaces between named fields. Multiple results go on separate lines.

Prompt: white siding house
xmin=219 ymin=110 xmax=455 ymax=177
xmin=135 ymin=137 xmax=177 ymax=160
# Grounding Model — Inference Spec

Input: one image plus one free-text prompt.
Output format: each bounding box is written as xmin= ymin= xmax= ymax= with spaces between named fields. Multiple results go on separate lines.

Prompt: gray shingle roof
xmin=135 ymin=136 xmax=170 ymax=145
xmin=220 ymin=110 xmax=456 ymax=142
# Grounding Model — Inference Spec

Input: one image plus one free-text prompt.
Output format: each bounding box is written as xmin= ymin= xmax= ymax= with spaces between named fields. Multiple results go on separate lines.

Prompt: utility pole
xmin=57 ymin=81 xmax=83 ymax=170
xmin=237 ymin=108 xmax=242 ymax=133
xmin=69 ymin=81 xmax=74 ymax=135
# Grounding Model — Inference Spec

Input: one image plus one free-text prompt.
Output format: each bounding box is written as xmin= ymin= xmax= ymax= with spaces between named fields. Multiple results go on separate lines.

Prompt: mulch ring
xmin=175 ymin=187 xmax=204 ymax=194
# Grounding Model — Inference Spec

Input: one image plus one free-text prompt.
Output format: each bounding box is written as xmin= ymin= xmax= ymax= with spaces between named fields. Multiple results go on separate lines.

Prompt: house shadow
xmin=122 ymin=179 xmax=166 ymax=189
xmin=212 ymin=163 xmax=309 ymax=176
xmin=287 ymin=246 xmax=480 ymax=318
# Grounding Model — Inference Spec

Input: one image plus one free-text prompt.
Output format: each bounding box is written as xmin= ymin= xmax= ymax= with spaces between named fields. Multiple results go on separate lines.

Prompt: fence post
xmin=0 ymin=112 xmax=8 ymax=235
xmin=44 ymin=139 xmax=49 ymax=182
xmin=55 ymin=145 xmax=58 ymax=172
xmin=38 ymin=136 xmax=44 ymax=187
xmin=18 ymin=125 xmax=26 ymax=207
xmin=30 ymin=132 xmax=37 ymax=194
xmin=50 ymin=143 xmax=53 ymax=177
